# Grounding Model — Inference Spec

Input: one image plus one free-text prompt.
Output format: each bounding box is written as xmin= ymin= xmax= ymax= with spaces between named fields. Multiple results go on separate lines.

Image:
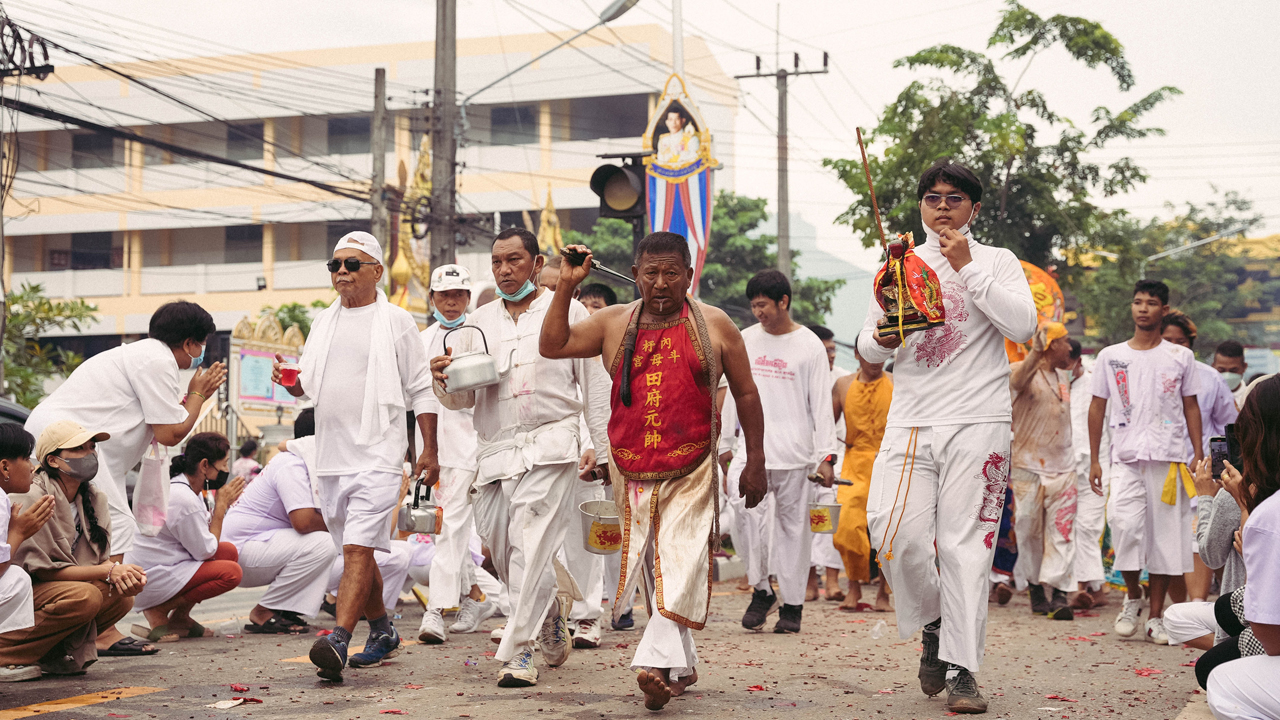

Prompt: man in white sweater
xmin=856 ymin=161 xmax=1036 ymax=714
xmin=720 ymin=270 xmax=838 ymax=635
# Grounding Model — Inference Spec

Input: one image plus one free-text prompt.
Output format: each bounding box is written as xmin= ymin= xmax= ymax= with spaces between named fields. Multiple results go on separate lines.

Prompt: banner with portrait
xmin=643 ymin=75 xmax=719 ymax=295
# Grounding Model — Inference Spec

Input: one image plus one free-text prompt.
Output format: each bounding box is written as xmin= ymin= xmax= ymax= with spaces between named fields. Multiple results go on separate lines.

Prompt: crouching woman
xmin=126 ymin=432 xmax=244 ymax=642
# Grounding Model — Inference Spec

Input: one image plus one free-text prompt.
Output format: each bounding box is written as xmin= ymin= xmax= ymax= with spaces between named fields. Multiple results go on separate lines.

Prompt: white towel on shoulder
xmin=299 ymin=289 xmax=405 ymax=448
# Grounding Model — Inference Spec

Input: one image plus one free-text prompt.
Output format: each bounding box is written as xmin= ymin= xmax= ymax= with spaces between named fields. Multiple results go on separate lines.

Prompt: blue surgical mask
xmin=433 ymin=310 xmax=466 ymax=328
xmin=188 ymin=342 xmax=206 ymax=368
xmin=496 ymin=280 xmax=536 ymax=303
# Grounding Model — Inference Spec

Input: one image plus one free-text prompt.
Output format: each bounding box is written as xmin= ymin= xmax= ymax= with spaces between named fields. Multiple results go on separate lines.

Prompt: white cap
xmin=430 ymin=264 xmax=472 ymax=292
xmin=332 ymin=231 xmax=383 ymax=264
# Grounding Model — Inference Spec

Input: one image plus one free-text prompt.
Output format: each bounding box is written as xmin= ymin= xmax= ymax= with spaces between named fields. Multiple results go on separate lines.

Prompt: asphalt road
xmin=0 ymin=582 xmax=1207 ymax=719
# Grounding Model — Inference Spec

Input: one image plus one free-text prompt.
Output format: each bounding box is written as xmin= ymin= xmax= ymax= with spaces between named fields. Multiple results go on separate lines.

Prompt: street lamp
xmin=1090 ymin=226 xmax=1248 ymax=278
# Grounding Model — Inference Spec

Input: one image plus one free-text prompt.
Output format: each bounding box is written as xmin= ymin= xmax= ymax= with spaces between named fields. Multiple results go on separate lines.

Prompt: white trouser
xmin=1163 ymin=601 xmax=1220 ymax=645
xmin=1009 ymin=468 xmax=1077 ymax=592
xmin=0 ymin=565 xmax=34 ymax=634
xmin=1073 ymin=454 xmax=1109 ymax=588
xmin=1208 ymin=655 xmax=1280 ymax=720
xmin=561 ymin=478 xmax=605 ymax=623
xmin=630 ymin=525 xmax=697 ymax=681
xmin=427 ymin=466 xmax=481 ymax=611
xmin=327 ymin=540 xmax=413 ymax=615
xmin=724 ymin=459 xmax=776 ymax=581
xmin=237 ymin=529 xmax=337 ymax=617
xmin=868 ymin=422 xmax=1012 ymax=673
xmin=471 ymin=461 xmax=578 ymax=662
xmin=809 ymin=484 xmax=843 ymax=571
xmin=1108 ymin=460 xmax=1193 ymax=575
xmin=602 ymin=483 xmax=637 ymax=614
xmin=742 ymin=468 xmax=811 ymax=606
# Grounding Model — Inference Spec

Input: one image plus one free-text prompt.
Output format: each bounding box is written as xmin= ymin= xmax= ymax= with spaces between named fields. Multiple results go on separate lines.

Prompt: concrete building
xmin=6 ymin=25 xmax=738 ymax=360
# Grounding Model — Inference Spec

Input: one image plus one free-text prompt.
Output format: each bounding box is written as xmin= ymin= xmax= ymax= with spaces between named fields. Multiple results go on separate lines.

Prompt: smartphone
xmin=1226 ymin=424 xmax=1243 ymax=473
xmin=1209 ymin=436 xmax=1228 ymax=480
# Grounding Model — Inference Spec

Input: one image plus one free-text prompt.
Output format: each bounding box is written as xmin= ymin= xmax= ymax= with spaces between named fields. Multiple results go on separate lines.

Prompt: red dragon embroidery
xmin=973 ymin=450 xmax=1010 ymax=548
xmin=914 ymin=281 xmax=968 ymax=368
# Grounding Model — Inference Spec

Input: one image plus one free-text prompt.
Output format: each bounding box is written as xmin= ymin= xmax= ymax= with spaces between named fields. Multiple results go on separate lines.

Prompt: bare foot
xmin=874 ymin=590 xmax=892 ymax=613
xmin=637 ymin=669 xmax=672 ymax=711
xmin=669 ymin=669 xmax=698 ymax=697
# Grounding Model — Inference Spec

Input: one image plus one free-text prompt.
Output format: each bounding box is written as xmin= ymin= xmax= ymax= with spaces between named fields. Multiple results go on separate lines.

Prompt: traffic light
xmin=590 ymin=154 xmax=646 ymax=221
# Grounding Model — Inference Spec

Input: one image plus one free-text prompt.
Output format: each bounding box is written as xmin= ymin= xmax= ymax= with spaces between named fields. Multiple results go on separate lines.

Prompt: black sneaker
xmin=612 ymin=610 xmax=635 ymax=631
xmin=310 ymin=634 xmax=348 ymax=682
xmin=918 ymin=622 xmax=946 ymax=697
xmin=945 ymin=667 xmax=988 ymax=713
xmin=773 ymin=604 xmax=802 ymax=633
xmin=1028 ymin=584 xmax=1052 ymax=615
xmin=741 ymin=589 xmax=779 ymax=631
xmin=1047 ymin=588 xmax=1074 ymax=621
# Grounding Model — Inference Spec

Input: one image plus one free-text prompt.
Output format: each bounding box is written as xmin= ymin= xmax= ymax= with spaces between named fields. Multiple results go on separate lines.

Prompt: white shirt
xmin=1071 ymin=365 xmax=1110 ymax=468
xmin=125 ymin=478 xmax=218 ymax=610
xmin=1090 ymin=340 xmax=1198 ymax=464
xmin=222 ymin=452 xmax=319 ymax=546
xmin=718 ymin=324 xmax=839 ymax=470
xmin=0 ymin=492 xmax=11 ymax=564
xmin=416 ymin=322 xmax=478 ymax=471
xmin=1242 ymin=492 xmax=1280 ymax=625
xmin=26 ymin=338 xmax=187 ymax=514
xmin=312 ymin=304 xmax=435 ymax=476
xmin=856 ymin=236 xmax=1037 ymax=428
xmin=438 ymin=290 xmax=610 ymax=483
xmin=1190 ymin=361 xmax=1238 ymax=460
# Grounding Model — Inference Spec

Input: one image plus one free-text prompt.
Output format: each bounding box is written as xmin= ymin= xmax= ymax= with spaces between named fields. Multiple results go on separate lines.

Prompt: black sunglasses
xmin=922 ymin=193 xmax=969 ymax=209
xmin=327 ymin=258 xmax=379 ymax=273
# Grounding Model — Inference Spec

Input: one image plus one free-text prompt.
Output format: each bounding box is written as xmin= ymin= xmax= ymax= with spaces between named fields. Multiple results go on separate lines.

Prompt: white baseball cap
xmin=430 ymin=264 xmax=472 ymax=292
xmin=332 ymin=231 xmax=383 ymax=264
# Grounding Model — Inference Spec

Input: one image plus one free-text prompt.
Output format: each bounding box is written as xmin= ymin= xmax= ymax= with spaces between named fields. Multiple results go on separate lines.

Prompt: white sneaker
xmin=496 ymin=648 xmax=538 ymax=688
xmin=1115 ymin=597 xmax=1142 ymax=637
xmin=572 ymin=617 xmax=602 ymax=649
xmin=1145 ymin=617 xmax=1169 ymax=645
xmin=450 ymin=597 xmax=498 ymax=634
xmin=0 ymin=664 xmax=41 ymax=683
xmin=490 ymin=624 xmax=505 ymax=645
xmin=537 ymin=598 xmax=572 ymax=667
xmin=417 ymin=608 xmax=447 ymax=644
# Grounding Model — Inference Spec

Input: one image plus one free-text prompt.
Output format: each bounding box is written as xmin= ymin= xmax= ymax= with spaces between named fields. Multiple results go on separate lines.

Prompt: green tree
xmin=1070 ymin=192 xmax=1273 ymax=354
xmin=3 ymin=283 xmax=99 ymax=408
xmin=261 ymin=300 xmax=327 ymax=339
xmin=561 ymin=191 xmax=843 ymax=327
xmin=823 ymin=0 xmax=1179 ymax=269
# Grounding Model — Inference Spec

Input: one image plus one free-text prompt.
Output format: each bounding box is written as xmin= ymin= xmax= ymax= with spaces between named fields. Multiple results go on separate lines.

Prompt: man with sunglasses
xmin=272 ymin=231 xmax=436 ymax=682
xmin=856 ymin=160 xmax=1036 ymax=714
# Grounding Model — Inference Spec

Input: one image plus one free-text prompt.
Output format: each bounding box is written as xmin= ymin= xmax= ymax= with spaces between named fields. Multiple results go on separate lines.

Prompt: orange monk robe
xmin=834 ymin=373 xmax=893 ymax=583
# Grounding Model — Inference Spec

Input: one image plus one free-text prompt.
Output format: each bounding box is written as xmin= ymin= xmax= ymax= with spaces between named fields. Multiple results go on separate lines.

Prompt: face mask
xmin=496 ymin=280 xmax=536 ymax=303
xmin=923 ymin=205 xmax=977 ymax=245
xmin=433 ymin=309 xmax=466 ymax=328
xmin=57 ymin=452 xmax=99 ymax=483
xmin=206 ymin=468 xmax=229 ymax=491
xmin=1221 ymin=371 xmax=1243 ymax=390
xmin=188 ymin=342 xmax=206 ymax=368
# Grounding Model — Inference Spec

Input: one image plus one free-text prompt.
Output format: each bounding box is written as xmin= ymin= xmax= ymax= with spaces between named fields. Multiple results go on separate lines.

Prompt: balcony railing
xmin=11 ymin=260 xmax=331 ymax=298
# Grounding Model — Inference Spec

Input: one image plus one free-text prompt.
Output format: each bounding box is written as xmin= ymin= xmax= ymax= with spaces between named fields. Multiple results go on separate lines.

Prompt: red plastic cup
xmin=279 ymin=362 xmax=300 ymax=387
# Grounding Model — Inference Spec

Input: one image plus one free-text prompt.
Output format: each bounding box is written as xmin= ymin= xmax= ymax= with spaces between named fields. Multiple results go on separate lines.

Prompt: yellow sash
xmin=1161 ymin=462 xmax=1195 ymax=505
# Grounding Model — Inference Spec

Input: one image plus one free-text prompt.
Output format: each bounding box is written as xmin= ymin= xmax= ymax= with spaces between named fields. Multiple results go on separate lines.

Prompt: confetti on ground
xmin=1134 ymin=667 xmax=1164 ymax=677
xmin=1045 ymin=694 xmax=1078 ymax=702
xmin=1181 ymin=661 xmax=1197 ymax=667
xmin=230 ymin=684 xmax=249 ymax=692
xmin=315 ymin=629 xmax=333 ymax=636
xmin=207 ymin=699 xmax=245 ymax=709
xmin=1089 ymin=631 xmax=1107 ymax=636
xmin=404 ymin=684 xmax=424 ymax=689
xmin=747 ymin=685 xmax=766 ymax=692
xmin=380 ymin=710 xmax=409 ymax=715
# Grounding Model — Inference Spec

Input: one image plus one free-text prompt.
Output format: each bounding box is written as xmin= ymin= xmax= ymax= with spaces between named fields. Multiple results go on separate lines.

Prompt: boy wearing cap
xmin=1007 ymin=323 xmax=1078 ymax=620
xmin=272 ymin=232 xmax=436 ymax=682
xmin=414 ymin=264 xmax=496 ymax=643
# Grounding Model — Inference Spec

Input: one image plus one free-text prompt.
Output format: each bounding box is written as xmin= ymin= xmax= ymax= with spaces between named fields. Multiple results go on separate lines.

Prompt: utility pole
xmin=736 ymin=51 xmax=828 ymax=278
xmin=429 ymin=0 xmax=457 ymax=269
xmin=371 ymin=68 xmax=388 ymax=251
xmin=671 ymin=0 xmax=683 ymax=76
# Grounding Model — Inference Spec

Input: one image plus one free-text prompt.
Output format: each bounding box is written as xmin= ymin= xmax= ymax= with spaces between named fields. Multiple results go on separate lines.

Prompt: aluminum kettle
xmin=440 ymin=325 xmax=516 ymax=393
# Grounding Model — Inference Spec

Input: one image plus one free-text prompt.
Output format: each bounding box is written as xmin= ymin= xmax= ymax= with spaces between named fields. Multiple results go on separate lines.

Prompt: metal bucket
xmin=579 ymin=500 xmax=622 ymax=555
xmin=809 ymin=503 xmax=841 ymax=534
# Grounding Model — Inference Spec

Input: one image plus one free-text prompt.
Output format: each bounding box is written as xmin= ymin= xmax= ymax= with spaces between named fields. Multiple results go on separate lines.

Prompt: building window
xmin=490 ymin=105 xmax=538 ymax=145
xmin=326 ymin=221 xmax=371 ymax=246
xmin=328 ymin=117 xmax=370 ymax=155
xmin=69 ymin=232 xmax=114 ymax=269
xmin=71 ymin=133 xmax=116 ymax=169
xmin=226 ymin=123 xmax=264 ymax=161
xmin=225 ymin=225 xmax=264 ymax=264
xmin=569 ymin=94 xmax=649 ymax=141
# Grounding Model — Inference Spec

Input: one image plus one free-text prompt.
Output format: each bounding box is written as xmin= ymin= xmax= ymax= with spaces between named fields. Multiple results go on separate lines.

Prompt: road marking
xmin=0 ymin=687 xmax=164 ymax=719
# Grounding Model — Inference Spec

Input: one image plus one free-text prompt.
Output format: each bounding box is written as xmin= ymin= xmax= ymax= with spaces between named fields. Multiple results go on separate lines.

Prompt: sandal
xmin=243 ymin=613 xmax=307 ymax=635
xmin=180 ymin=621 xmax=214 ymax=638
xmin=132 ymin=624 xmax=180 ymax=643
xmin=277 ymin=611 xmax=312 ymax=630
xmin=99 ymin=637 xmax=160 ymax=656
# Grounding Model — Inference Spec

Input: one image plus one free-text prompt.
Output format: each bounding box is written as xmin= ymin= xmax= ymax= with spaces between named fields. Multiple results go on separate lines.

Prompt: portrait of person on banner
xmin=653 ymin=101 xmax=701 ymax=169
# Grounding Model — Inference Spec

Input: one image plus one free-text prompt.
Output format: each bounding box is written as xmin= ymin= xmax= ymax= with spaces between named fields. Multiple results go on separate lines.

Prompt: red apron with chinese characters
xmin=607 ymin=302 xmax=715 ymax=481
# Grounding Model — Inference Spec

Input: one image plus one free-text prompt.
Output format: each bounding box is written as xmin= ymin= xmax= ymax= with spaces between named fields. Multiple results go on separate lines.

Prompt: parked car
xmin=0 ymin=398 xmax=30 ymax=426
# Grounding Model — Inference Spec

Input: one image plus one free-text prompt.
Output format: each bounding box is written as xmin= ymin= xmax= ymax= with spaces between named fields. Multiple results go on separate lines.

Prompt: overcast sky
xmin=11 ymin=0 xmax=1279 ymax=278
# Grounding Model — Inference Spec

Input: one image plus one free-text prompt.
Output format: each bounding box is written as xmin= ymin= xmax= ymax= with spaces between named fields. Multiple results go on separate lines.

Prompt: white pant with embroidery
xmin=1009 ymin=468 xmax=1078 ymax=592
xmin=868 ymin=422 xmax=1012 ymax=673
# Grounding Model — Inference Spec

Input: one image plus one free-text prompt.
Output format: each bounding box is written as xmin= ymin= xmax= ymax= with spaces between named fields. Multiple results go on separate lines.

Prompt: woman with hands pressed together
xmin=0 ymin=421 xmax=154 ymax=680
xmin=126 ymin=432 xmax=244 ymax=644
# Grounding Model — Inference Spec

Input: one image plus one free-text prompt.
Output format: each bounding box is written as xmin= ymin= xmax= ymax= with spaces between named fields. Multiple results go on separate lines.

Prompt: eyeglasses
xmin=327 ymin=258 xmax=379 ymax=273
xmin=922 ymin=193 xmax=969 ymax=209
